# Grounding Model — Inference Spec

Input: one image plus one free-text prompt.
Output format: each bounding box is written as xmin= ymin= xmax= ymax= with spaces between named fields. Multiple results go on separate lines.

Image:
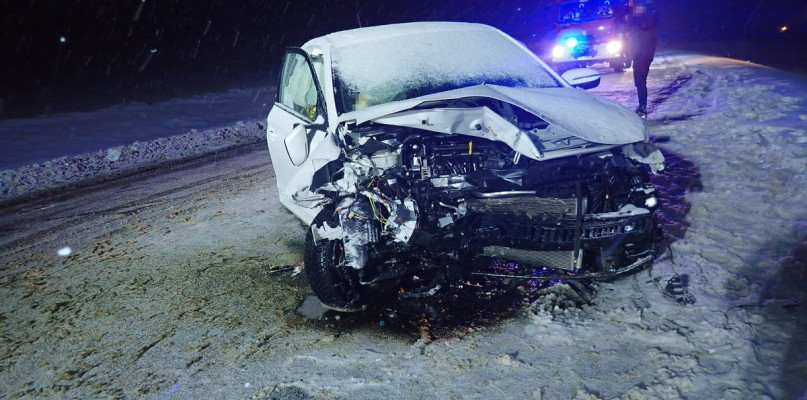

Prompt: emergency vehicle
xmin=550 ymin=0 xmax=631 ymax=72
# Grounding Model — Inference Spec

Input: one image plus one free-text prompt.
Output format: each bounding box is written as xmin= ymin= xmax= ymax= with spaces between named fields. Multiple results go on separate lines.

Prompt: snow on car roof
xmin=304 ymin=22 xmax=560 ymax=113
xmin=311 ymin=21 xmax=486 ymax=47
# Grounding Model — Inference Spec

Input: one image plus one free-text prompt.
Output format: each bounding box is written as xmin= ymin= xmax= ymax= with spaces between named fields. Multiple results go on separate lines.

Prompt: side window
xmin=278 ymin=51 xmax=321 ymax=121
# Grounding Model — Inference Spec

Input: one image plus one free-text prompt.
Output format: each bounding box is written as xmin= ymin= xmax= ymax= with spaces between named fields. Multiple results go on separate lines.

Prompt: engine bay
xmin=307 ymin=119 xmax=661 ymax=299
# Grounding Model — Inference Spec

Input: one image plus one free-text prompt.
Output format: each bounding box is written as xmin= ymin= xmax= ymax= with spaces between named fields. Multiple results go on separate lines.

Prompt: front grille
xmin=483 ymin=247 xmax=577 ymax=270
xmin=467 ymin=196 xmax=576 ymax=217
xmin=537 ymin=226 xmax=576 ymax=243
xmin=473 ymin=213 xmax=653 ymax=250
xmin=461 ymin=194 xmax=654 ymax=254
xmin=571 ymin=35 xmax=594 ymax=58
xmin=581 ymin=216 xmax=651 ymax=239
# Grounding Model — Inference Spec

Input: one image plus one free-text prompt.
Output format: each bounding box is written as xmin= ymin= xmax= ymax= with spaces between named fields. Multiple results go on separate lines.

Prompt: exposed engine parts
xmin=303 ymin=120 xmax=663 ymax=309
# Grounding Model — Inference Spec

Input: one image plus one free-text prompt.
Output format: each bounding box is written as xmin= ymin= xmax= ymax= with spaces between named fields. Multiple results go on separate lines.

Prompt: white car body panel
xmin=337 ymin=83 xmax=647 ymax=149
xmin=266 ymin=106 xmax=339 ymax=225
xmin=372 ymin=106 xmax=543 ymax=160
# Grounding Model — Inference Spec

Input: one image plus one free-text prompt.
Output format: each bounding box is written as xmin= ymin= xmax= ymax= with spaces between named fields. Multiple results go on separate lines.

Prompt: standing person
xmin=626 ymin=0 xmax=658 ymax=119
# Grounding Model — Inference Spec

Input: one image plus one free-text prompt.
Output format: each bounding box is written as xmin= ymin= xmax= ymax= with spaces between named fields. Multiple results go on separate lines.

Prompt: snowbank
xmin=0 ymin=121 xmax=265 ymax=202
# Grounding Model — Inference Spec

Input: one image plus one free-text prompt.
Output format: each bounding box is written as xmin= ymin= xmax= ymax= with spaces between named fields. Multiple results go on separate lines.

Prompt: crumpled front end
xmin=394 ymin=136 xmax=662 ymax=282
xmin=300 ymin=93 xmax=664 ymax=307
xmin=309 ymin=113 xmax=662 ymax=287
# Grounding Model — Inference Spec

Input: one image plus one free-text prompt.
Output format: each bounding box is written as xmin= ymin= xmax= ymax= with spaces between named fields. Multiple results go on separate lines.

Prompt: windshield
xmin=330 ymin=25 xmax=561 ymax=114
xmin=558 ymin=0 xmax=616 ymax=23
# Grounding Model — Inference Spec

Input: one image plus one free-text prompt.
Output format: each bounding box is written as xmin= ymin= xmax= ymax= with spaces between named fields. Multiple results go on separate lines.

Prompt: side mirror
xmin=285 ymin=124 xmax=309 ymax=166
xmin=561 ymin=68 xmax=601 ymax=90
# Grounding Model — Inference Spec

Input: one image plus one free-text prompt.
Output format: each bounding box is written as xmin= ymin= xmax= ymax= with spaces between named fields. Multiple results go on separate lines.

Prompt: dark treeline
xmin=0 ymin=0 xmax=803 ymax=118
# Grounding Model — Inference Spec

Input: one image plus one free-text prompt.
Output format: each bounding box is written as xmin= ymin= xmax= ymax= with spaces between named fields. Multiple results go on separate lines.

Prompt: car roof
xmin=302 ymin=22 xmax=503 ymax=53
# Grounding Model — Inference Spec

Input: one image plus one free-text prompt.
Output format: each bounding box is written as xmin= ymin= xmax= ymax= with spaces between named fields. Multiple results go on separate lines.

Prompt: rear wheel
xmin=304 ymin=207 xmax=366 ymax=311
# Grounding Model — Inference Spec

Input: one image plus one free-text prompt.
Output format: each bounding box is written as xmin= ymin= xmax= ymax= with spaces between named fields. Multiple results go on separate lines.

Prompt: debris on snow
xmin=529 ymin=283 xmax=589 ymax=316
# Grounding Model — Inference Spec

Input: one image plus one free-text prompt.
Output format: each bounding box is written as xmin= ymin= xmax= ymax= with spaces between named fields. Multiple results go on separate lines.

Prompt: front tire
xmin=304 ymin=207 xmax=365 ymax=311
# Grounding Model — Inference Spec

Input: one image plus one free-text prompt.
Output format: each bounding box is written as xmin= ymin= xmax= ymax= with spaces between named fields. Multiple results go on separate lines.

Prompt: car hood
xmin=337 ymin=84 xmax=647 ymax=146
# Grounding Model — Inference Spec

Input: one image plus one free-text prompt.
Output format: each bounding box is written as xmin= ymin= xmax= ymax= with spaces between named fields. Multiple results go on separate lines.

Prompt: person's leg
xmin=632 ymin=54 xmax=652 ymax=111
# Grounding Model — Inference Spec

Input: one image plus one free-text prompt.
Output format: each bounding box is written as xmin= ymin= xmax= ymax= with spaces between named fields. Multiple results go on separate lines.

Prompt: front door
xmin=266 ymin=48 xmax=340 ymax=224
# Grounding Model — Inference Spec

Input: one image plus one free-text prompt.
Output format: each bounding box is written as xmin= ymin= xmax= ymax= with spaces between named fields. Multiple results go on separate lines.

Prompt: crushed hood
xmin=337 ymin=84 xmax=647 ymax=146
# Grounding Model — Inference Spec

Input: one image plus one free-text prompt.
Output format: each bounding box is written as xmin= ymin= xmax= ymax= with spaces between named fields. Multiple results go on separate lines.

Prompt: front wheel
xmin=304 ymin=207 xmax=366 ymax=311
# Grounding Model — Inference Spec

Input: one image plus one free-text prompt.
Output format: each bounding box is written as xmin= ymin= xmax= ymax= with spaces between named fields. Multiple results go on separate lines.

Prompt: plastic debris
xmin=664 ymin=274 xmax=696 ymax=305
xmin=291 ymin=263 xmax=304 ymax=277
xmin=265 ymin=264 xmax=295 ymax=275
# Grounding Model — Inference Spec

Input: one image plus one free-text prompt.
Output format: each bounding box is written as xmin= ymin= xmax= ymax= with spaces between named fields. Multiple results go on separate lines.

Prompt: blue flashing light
xmin=564 ymin=37 xmax=579 ymax=48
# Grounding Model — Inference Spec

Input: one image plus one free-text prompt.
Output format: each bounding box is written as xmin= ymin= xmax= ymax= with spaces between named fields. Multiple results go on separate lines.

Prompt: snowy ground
xmin=1 ymin=50 xmax=806 ymax=399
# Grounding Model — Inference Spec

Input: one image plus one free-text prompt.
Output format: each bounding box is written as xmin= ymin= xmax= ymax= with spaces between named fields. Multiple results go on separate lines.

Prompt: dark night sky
xmin=1 ymin=0 xmax=805 ymax=119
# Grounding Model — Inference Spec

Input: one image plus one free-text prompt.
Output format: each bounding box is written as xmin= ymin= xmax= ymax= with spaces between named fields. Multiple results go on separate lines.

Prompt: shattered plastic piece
xmin=266 ymin=265 xmax=295 ymax=275
xmin=291 ymin=264 xmax=304 ymax=277
xmin=623 ymin=142 xmax=666 ymax=173
xmin=664 ymin=274 xmax=696 ymax=305
xmin=311 ymin=221 xmax=343 ymax=242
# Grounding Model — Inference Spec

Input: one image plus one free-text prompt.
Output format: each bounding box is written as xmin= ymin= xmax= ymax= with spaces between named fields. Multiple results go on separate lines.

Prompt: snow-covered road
xmin=1 ymin=51 xmax=806 ymax=400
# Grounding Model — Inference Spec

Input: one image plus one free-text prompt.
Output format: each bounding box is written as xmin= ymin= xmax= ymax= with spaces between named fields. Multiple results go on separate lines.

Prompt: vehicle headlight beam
xmin=605 ymin=40 xmax=623 ymax=55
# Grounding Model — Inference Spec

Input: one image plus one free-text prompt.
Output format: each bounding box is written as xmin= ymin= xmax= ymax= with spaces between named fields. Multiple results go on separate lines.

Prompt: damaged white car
xmin=265 ymin=22 xmax=665 ymax=311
